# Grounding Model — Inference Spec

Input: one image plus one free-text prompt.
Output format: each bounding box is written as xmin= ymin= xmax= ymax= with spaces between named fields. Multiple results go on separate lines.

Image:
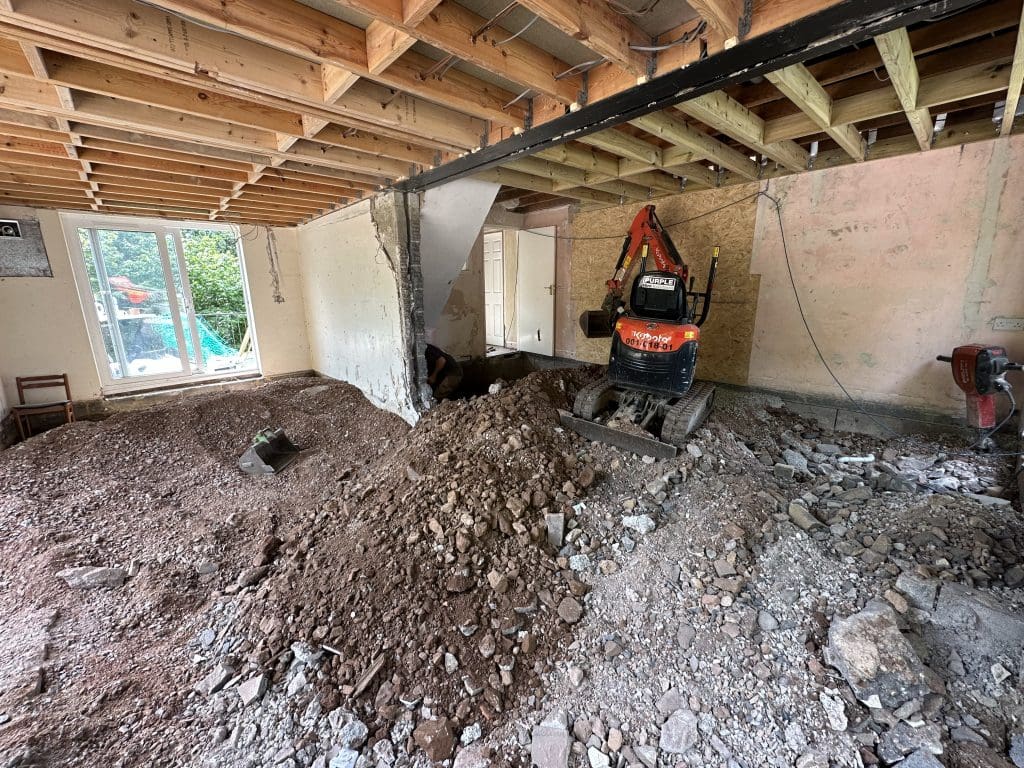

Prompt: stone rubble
xmin=1 ymin=375 xmax=1021 ymax=768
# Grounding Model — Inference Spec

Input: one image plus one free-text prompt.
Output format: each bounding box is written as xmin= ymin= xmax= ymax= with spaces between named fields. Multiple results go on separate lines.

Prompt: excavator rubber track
xmin=661 ymin=380 xmax=715 ymax=447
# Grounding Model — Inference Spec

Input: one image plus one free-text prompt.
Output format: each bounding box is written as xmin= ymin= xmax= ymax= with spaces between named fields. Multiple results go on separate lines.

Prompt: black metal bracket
xmin=395 ymin=0 xmax=981 ymax=194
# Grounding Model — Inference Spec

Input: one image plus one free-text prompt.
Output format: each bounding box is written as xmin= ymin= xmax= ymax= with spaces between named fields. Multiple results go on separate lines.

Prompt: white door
xmin=516 ymin=227 xmax=556 ymax=355
xmin=483 ymin=231 xmax=505 ymax=346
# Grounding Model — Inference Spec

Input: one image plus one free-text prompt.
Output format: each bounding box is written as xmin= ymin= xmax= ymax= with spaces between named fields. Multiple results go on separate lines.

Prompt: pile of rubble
xmin=183 ymin=369 xmax=599 ymax=767
xmin=490 ymin=397 xmax=1023 ymax=768
xmin=1 ymin=373 xmax=1021 ymax=768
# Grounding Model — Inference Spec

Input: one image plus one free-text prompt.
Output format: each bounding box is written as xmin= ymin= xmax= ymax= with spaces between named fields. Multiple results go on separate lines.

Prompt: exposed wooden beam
xmin=403 ymin=0 xmax=443 ymax=26
xmin=764 ymin=61 xmax=1013 ymax=142
xmin=874 ymin=28 xmax=932 ymax=150
xmin=473 ymin=166 xmax=620 ymax=205
xmin=766 ymin=63 xmax=866 ymax=160
xmin=676 ymin=91 xmax=808 ymax=172
xmin=310 ymin=125 xmax=436 ymax=166
xmin=575 ymin=129 xmax=663 ymax=165
xmin=514 ymin=0 xmax=648 ymax=75
xmin=328 ymin=0 xmax=581 ymax=103
xmin=1000 ymin=3 xmax=1024 ymax=136
xmin=533 ymin=144 xmax=620 ymax=177
xmin=688 ymin=0 xmax=744 ymax=39
xmin=630 ymin=112 xmax=759 ymax=179
xmin=366 ymin=20 xmax=416 ymax=74
xmin=41 ymin=51 xmax=304 ymax=135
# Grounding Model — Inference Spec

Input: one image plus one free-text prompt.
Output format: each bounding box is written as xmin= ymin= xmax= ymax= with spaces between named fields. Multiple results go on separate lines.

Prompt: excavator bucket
xmin=579 ymin=309 xmax=614 ymax=339
xmin=239 ymin=428 xmax=299 ymax=475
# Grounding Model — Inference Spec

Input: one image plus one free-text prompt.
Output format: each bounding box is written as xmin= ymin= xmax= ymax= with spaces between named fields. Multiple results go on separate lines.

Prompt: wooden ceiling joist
xmin=1001 ymin=2 xmax=1024 ymax=136
xmin=766 ymin=64 xmax=867 ymax=161
xmin=0 ymin=0 xmax=1017 ymax=224
xmin=630 ymin=112 xmax=760 ymax=179
xmin=675 ymin=91 xmax=809 ymax=172
xmin=874 ymin=28 xmax=933 ymax=151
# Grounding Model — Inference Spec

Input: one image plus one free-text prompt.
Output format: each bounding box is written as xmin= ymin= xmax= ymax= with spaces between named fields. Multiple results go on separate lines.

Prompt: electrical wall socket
xmin=992 ymin=317 xmax=1024 ymax=332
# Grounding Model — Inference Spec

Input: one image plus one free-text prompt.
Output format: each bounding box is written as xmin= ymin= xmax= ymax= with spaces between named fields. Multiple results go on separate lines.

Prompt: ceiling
xmin=0 ymin=0 xmax=1019 ymax=225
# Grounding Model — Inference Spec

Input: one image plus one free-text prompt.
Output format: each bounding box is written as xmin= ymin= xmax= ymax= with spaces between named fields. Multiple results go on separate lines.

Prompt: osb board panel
xmin=570 ymin=184 xmax=760 ymax=385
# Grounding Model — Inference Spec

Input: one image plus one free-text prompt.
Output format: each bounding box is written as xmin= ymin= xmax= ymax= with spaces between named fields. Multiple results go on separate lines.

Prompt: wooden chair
xmin=11 ymin=374 xmax=75 ymax=440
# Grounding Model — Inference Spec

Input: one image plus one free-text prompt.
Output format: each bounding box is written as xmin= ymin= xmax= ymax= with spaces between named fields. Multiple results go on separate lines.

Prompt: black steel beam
xmin=396 ymin=0 xmax=983 ymax=192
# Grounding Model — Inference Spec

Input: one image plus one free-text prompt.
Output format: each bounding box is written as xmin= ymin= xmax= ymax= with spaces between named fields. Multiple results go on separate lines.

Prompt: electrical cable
xmin=523 ymin=190 xmax=761 ymax=241
xmin=630 ymin=20 xmax=707 ymax=52
xmin=606 ymin=0 xmax=662 ymax=17
xmin=495 ymin=15 xmax=538 ymax=45
xmin=555 ymin=58 xmax=607 ymax=80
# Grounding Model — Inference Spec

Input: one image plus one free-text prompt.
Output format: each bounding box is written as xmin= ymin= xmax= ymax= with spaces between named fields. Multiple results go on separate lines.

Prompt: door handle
xmin=536 ymin=329 xmax=541 ymax=342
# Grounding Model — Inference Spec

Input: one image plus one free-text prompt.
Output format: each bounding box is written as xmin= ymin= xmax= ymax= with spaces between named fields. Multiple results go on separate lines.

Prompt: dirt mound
xmin=191 ymin=368 xmax=599 ymax=764
xmin=0 ymin=377 xmax=408 ymax=767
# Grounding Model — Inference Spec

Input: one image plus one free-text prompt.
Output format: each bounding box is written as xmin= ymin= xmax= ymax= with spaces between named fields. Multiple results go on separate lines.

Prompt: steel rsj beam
xmin=395 ymin=0 xmax=984 ymax=192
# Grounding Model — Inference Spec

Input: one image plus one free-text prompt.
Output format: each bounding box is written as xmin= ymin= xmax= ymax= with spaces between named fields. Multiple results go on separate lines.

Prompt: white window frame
xmin=61 ymin=211 xmax=262 ymax=395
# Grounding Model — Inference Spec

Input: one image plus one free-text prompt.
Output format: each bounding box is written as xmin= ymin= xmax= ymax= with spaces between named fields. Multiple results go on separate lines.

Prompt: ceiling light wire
xmin=495 ymin=14 xmax=539 ymax=45
xmin=555 ymin=58 xmax=607 ymax=80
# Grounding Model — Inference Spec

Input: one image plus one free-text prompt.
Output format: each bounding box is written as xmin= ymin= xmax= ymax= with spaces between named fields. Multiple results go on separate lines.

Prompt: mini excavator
xmin=560 ymin=205 xmax=719 ymax=459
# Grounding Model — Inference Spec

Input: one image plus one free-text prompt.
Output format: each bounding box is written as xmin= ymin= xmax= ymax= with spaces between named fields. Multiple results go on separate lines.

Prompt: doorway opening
xmin=482 ymin=226 xmax=556 ymax=358
xmin=63 ymin=214 xmax=259 ymax=394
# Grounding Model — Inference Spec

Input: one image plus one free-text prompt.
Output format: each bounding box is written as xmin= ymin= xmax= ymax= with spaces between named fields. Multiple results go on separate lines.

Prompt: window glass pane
xmin=79 ymin=229 xmax=124 ymax=380
xmin=180 ymin=229 xmax=257 ymax=373
xmin=94 ymin=229 xmax=184 ymax=378
xmin=166 ymin=233 xmax=200 ymax=370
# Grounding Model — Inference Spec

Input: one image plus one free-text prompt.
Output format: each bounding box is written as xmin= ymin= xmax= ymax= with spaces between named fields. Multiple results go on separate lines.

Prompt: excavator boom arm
xmin=608 ymin=205 xmax=688 ymax=294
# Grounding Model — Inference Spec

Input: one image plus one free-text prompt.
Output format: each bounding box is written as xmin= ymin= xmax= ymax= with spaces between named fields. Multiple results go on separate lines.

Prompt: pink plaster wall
xmin=749 ymin=134 xmax=1024 ymax=414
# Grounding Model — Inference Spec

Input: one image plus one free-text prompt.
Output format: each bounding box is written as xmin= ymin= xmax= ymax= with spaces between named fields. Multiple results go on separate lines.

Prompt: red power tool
xmin=936 ymin=344 xmax=1022 ymax=447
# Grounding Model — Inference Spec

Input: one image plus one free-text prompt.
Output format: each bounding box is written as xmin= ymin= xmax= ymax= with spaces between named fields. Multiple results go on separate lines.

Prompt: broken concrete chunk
xmin=195 ymin=663 xmax=235 ymax=696
xmin=413 ymin=717 xmax=456 ymax=762
xmin=544 ymin=512 xmax=565 ymax=548
xmin=933 ymin=582 xmax=1024 ymax=649
xmin=530 ymin=715 xmax=572 ymax=768
xmin=56 ymin=566 xmax=127 ymax=589
xmin=621 ymin=515 xmax=655 ymax=535
xmin=237 ymin=674 xmax=268 ymax=706
xmin=825 ymin=602 xmax=931 ymax=709
xmin=787 ymin=502 xmax=821 ymax=531
xmin=557 ymin=596 xmax=583 ymax=624
xmin=877 ymin=723 xmax=943 ymax=764
xmin=895 ymin=572 xmax=939 ymax=610
xmin=899 ymin=750 xmax=944 ymax=768
xmin=660 ymin=709 xmax=698 ymax=754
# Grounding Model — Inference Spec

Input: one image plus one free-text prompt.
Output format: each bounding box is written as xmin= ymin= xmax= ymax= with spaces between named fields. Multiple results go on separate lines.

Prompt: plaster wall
xmin=295 ymin=198 xmax=418 ymax=423
xmin=240 ymin=226 xmax=312 ymax=377
xmin=0 ymin=206 xmax=100 ymax=410
xmin=0 ymin=205 xmax=310 ymax=419
xmin=419 ymin=178 xmax=499 ymax=330
xmin=749 ymin=135 xmax=1024 ymax=414
xmin=430 ymin=232 xmax=485 ymax=359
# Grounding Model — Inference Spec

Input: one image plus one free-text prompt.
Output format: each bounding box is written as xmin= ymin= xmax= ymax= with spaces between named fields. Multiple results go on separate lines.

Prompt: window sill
xmin=101 ymin=371 xmax=262 ymax=399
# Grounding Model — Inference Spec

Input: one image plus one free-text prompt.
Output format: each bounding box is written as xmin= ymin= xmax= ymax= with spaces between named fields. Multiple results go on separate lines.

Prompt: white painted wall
xmin=0 ymin=205 xmax=310 ymax=419
xmin=0 ymin=206 xmax=103 ymax=410
xmin=240 ymin=226 xmax=311 ymax=377
xmin=296 ymin=200 xmax=418 ymax=423
xmin=420 ymin=177 xmax=499 ymax=329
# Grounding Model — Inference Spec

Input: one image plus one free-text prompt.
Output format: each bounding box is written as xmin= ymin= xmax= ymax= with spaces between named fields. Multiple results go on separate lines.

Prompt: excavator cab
xmin=610 ymin=268 xmax=699 ymax=398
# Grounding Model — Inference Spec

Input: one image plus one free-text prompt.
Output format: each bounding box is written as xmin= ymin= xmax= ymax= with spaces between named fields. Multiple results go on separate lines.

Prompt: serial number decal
xmin=626 ymin=330 xmax=675 ymax=351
